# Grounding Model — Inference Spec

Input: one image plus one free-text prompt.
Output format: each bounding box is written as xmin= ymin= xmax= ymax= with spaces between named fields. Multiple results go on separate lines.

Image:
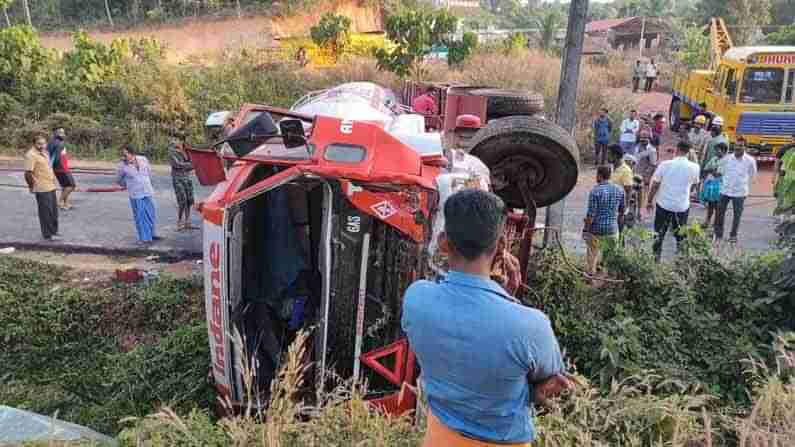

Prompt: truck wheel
xmin=469 ymin=116 xmax=579 ymax=209
xmin=669 ymin=99 xmax=681 ymax=132
xmin=470 ymin=89 xmax=545 ymax=119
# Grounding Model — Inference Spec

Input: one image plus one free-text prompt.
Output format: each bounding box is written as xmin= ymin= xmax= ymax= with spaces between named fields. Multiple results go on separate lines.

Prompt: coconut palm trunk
xmin=21 ymin=0 xmax=32 ymax=27
xmin=104 ymin=0 xmax=115 ymax=27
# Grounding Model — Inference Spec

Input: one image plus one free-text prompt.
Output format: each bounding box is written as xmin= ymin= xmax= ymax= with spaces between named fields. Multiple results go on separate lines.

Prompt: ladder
xmin=709 ymin=17 xmax=734 ymax=71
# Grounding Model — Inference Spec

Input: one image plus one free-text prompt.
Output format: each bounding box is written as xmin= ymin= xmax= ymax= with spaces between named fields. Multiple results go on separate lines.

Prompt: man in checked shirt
xmin=584 ymin=165 xmax=625 ymax=278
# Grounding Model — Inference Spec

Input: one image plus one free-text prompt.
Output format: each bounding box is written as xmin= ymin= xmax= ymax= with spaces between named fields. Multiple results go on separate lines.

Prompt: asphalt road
xmin=0 ymin=91 xmax=781 ymax=260
xmin=0 ymin=160 xmax=213 ymax=256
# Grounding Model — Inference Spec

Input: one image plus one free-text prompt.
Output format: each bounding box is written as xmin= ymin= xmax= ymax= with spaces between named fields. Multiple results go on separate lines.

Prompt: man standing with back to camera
xmin=402 ymin=189 xmax=572 ymax=447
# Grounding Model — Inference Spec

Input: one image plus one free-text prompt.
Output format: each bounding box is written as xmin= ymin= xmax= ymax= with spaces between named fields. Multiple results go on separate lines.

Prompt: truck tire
xmin=468 ymin=116 xmax=579 ymax=209
xmin=669 ymin=98 xmax=681 ymax=132
xmin=470 ymin=89 xmax=545 ymax=119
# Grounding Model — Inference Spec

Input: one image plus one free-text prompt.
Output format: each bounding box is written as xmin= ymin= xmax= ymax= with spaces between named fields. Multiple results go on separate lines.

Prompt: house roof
xmin=586 ymin=17 xmax=636 ymax=33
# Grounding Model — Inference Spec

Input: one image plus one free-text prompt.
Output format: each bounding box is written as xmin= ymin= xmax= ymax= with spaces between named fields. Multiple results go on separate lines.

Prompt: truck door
xmin=227 ymin=207 xmax=244 ymax=400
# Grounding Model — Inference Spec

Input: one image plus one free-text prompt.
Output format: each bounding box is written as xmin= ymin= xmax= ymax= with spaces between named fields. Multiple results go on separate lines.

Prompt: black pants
xmin=632 ymin=77 xmax=640 ymax=92
xmin=653 ymin=204 xmax=689 ymax=259
xmin=35 ymin=190 xmax=59 ymax=239
xmin=714 ymin=195 xmax=746 ymax=240
xmin=645 ymin=77 xmax=656 ymax=92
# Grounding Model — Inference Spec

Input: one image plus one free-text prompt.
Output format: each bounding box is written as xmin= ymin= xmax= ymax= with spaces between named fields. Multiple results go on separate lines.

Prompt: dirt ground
xmin=38 ymin=0 xmax=382 ymax=62
xmin=4 ymin=249 xmax=202 ymax=281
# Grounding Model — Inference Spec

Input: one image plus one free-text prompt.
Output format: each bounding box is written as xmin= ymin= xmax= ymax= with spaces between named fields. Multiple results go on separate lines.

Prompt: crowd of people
xmin=586 ymin=110 xmax=758 ymax=274
xmin=23 ymin=129 xmax=198 ymax=244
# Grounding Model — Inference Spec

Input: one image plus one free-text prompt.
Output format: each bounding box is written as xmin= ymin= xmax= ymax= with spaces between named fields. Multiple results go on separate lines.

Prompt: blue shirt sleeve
xmin=586 ymin=189 xmax=597 ymax=220
xmin=518 ymin=312 xmax=565 ymax=384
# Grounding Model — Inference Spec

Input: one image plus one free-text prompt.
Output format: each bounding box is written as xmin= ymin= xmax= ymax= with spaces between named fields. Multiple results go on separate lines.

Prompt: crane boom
xmin=709 ymin=17 xmax=734 ymax=71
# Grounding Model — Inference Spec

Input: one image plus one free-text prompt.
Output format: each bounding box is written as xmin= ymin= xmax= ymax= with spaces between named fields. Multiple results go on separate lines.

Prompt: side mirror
xmin=225 ymin=113 xmax=279 ymax=157
xmin=280 ymin=119 xmax=307 ymax=149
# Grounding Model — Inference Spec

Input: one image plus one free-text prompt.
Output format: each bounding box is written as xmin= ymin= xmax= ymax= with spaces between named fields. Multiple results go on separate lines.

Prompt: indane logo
xmin=208 ymin=241 xmax=230 ymax=396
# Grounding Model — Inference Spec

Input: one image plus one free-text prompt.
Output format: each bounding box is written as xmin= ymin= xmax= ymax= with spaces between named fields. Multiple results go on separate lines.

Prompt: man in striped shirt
xmin=584 ymin=165 xmax=625 ymax=277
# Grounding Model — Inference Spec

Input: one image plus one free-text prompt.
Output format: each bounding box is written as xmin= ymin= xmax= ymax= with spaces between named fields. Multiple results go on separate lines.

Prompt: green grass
xmin=0 ymin=256 xmax=212 ymax=435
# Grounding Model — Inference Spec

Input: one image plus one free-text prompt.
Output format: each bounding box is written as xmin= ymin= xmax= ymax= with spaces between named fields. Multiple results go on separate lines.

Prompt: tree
xmin=0 ymin=0 xmax=11 ymax=27
xmin=375 ymin=7 xmax=457 ymax=78
xmin=536 ymin=7 xmax=564 ymax=53
xmin=674 ymin=23 xmax=710 ymax=69
xmin=448 ymin=31 xmax=478 ymax=66
xmin=728 ymin=0 xmax=771 ymax=45
xmin=310 ymin=12 xmax=352 ymax=61
xmin=766 ymin=24 xmax=795 ymax=45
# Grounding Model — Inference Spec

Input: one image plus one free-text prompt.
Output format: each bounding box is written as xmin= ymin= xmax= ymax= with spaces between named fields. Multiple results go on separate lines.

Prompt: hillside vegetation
xmin=0 ymin=24 xmax=634 ymax=161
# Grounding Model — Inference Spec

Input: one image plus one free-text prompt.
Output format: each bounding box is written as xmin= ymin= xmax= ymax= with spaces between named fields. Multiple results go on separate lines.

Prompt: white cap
xmin=712 ymin=116 xmax=724 ymax=126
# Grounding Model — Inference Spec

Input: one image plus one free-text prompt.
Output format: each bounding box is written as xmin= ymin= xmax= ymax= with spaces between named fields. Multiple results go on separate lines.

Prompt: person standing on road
xmin=646 ymin=141 xmax=700 ymax=262
xmin=609 ymin=143 xmax=634 ymax=202
xmin=402 ymin=189 xmax=572 ymax=447
xmin=584 ymin=166 xmax=625 ymax=278
xmin=700 ymin=142 xmax=727 ymax=229
xmin=636 ymin=133 xmax=658 ymax=218
xmin=714 ymin=138 xmax=757 ymax=244
xmin=645 ymin=59 xmax=658 ymax=93
xmin=632 ymin=60 xmax=643 ymax=93
xmin=701 ymin=116 xmax=728 ymax=171
xmin=651 ymin=113 xmax=664 ymax=147
xmin=25 ymin=135 xmax=60 ymax=241
xmin=686 ymin=115 xmax=710 ymax=161
xmin=619 ymin=110 xmax=641 ymax=155
xmin=592 ymin=108 xmax=612 ymax=165
xmin=168 ymin=132 xmax=197 ymax=232
xmin=47 ymin=127 xmax=77 ymax=210
xmin=117 ymin=146 xmax=160 ymax=244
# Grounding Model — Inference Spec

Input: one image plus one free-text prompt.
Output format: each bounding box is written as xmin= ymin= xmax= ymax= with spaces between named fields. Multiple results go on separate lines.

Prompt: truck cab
xmin=672 ymin=46 xmax=795 ymax=161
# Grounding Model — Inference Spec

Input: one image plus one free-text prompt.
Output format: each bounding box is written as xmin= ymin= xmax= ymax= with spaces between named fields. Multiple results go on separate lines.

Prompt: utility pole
xmin=544 ymin=0 xmax=588 ymax=247
xmin=639 ymin=16 xmax=646 ymax=59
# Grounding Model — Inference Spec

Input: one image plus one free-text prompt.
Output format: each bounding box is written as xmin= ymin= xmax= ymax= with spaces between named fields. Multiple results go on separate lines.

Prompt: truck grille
xmin=737 ymin=112 xmax=795 ymax=137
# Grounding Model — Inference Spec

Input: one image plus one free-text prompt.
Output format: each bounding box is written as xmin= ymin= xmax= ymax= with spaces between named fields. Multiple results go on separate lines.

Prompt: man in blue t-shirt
xmin=592 ymin=108 xmax=612 ymax=165
xmin=401 ymin=189 xmax=572 ymax=446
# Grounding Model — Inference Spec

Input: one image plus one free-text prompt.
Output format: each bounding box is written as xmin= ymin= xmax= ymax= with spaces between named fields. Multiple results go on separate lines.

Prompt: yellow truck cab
xmin=670 ymin=20 xmax=795 ymax=162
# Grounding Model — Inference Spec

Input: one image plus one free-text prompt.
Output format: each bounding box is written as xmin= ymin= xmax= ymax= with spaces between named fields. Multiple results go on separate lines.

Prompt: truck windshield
xmin=740 ymin=68 xmax=785 ymax=104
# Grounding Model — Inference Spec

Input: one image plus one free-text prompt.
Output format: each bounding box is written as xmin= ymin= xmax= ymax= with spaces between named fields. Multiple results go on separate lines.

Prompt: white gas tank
xmin=291 ymin=82 xmax=400 ymax=125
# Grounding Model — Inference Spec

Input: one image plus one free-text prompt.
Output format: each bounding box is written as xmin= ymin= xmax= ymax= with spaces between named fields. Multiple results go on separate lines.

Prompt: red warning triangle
xmin=360 ymin=338 xmax=408 ymax=386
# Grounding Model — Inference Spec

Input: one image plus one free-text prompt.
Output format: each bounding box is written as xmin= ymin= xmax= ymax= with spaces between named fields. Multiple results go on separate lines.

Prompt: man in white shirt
xmin=645 ymin=59 xmax=658 ymax=93
xmin=646 ymin=141 xmax=701 ymax=261
xmin=714 ymin=137 xmax=757 ymax=243
xmin=619 ymin=110 xmax=640 ymax=156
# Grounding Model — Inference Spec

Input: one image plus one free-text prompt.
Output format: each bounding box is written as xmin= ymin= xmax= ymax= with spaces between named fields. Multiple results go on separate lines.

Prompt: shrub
xmin=522 ymin=235 xmax=793 ymax=405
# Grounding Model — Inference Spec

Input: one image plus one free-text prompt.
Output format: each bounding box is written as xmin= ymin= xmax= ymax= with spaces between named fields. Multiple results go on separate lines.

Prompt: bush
xmin=522 ymin=234 xmax=793 ymax=405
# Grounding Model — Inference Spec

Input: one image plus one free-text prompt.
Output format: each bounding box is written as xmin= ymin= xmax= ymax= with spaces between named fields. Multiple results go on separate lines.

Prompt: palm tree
xmin=536 ymin=7 xmax=563 ymax=53
xmin=104 ymin=0 xmax=115 ymax=27
xmin=21 ymin=0 xmax=31 ymax=27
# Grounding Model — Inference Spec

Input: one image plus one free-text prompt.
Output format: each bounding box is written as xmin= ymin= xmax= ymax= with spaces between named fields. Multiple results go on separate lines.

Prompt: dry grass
xmin=115 ymin=330 xmax=795 ymax=447
xmin=453 ymin=49 xmax=638 ymax=156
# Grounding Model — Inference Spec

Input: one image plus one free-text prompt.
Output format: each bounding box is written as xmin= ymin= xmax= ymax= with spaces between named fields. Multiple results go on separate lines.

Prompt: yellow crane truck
xmin=670 ymin=18 xmax=795 ymax=162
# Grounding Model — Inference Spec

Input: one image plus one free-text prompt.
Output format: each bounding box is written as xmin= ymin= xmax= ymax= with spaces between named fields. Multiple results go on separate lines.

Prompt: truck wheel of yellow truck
xmin=669 ymin=99 xmax=681 ymax=132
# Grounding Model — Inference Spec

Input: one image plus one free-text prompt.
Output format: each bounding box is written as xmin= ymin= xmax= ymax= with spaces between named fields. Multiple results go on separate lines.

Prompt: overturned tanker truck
xmin=190 ymin=82 xmax=579 ymax=416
